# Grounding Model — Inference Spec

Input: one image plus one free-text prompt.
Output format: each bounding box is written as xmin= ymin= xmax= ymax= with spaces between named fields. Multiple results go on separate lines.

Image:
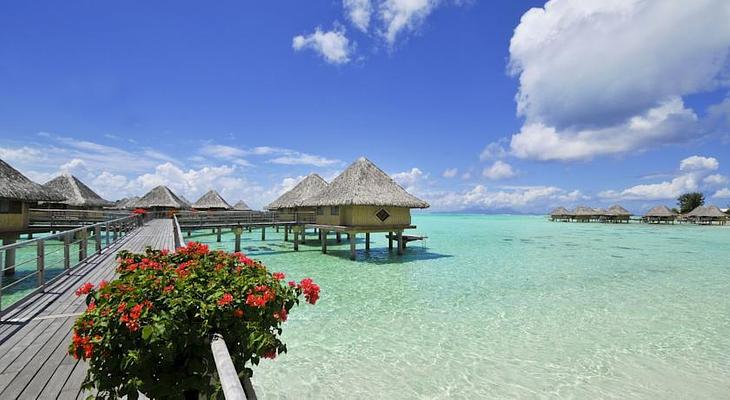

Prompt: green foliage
xmin=69 ymin=242 xmax=319 ymax=399
xmin=677 ymin=192 xmax=705 ymax=214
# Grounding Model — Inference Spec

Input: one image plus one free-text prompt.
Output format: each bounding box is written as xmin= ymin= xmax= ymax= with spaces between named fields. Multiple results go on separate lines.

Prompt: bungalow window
xmin=330 ymin=206 xmax=339 ymax=216
xmin=0 ymin=199 xmax=22 ymax=214
xmin=375 ymin=208 xmax=390 ymax=222
xmin=316 ymin=207 xmax=324 ymax=216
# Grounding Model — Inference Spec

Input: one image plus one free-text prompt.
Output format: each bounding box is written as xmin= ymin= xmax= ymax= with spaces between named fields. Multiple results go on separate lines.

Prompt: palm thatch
xmin=686 ymin=205 xmax=726 ymax=218
xmin=192 ymin=190 xmax=232 ymax=210
xmin=644 ymin=205 xmax=676 ymax=217
xmin=0 ymin=159 xmax=64 ymax=202
xmin=134 ymin=186 xmax=190 ymax=209
xmin=573 ymin=206 xmax=597 ymax=216
xmin=550 ymin=207 xmax=570 ymax=216
xmin=42 ymin=174 xmax=113 ymax=208
xmin=233 ymin=200 xmax=251 ymax=211
xmin=111 ymin=196 xmax=140 ymax=210
xmin=607 ymin=204 xmax=632 ymax=216
xmin=301 ymin=157 xmax=430 ymax=208
xmin=266 ymin=174 xmax=328 ymax=210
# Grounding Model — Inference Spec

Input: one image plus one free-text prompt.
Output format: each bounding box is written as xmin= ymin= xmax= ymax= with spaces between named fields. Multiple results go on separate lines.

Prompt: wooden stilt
xmin=294 ymin=232 xmax=299 ymax=251
xmin=261 ymin=227 xmax=266 ymax=241
xmin=396 ymin=231 xmax=403 ymax=256
xmin=336 ymin=232 xmax=341 ymax=243
xmin=187 ymin=230 xmax=191 ymax=237
xmin=216 ymin=227 xmax=222 ymax=242
xmin=321 ymin=230 xmax=327 ymax=254
xmin=365 ymin=232 xmax=370 ymax=251
xmin=388 ymin=231 xmax=393 ymax=251
xmin=234 ymin=231 xmax=241 ymax=252
xmin=276 ymin=225 xmax=280 ymax=233
xmin=349 ymin=232 xmax=356 ymax=260
xmin=284 ymin=226 xmax=289 ymax=241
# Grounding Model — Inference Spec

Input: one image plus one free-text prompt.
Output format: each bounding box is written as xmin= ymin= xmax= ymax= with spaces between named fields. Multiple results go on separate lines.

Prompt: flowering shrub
xmin=131 ymin=208 xmax=147 ymax=215
xmin=69 ymin=241 xmax=319 ymax=399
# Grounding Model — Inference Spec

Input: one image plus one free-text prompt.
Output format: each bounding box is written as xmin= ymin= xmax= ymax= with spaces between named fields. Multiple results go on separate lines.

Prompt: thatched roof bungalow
xmin=110 ymin=196 xmax=140 ymax=210
xmin=266 ymin=174 xmax=328 ymax=212
xmin=232 ymin=200 xmax=251 ymax=211
xmin=0 ymin=159 xmax=64 ymax=233
xmin=300 ymin=157 xmax=429 ymax=259
xmin=134 ymin=186 xmax=190 ymax=212
xmin=549 ymin=207 xmax=571 ymax=221
xmin=41 ymin=174 xmax=113 ymax=209
xmin=606 ymin=204 xmax=632 ymax=223
xmin=685 ymin=205 xmax=727 ymax=225
xmin=643 ymin=205 xmax=677 ymax=224
xmin=573 ymin=206 xmax=599 ymax=222
xmin=192 ymin=190 xmax=232 ymax=211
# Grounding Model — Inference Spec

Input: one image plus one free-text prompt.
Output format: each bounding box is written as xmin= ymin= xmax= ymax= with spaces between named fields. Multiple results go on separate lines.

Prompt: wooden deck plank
xmin=0 ymin=219 xmax=174 ymax=399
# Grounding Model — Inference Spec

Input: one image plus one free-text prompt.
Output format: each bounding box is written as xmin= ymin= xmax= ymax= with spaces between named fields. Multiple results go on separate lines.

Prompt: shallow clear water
xmin=142 ymin=215 xmax=730 ymax=398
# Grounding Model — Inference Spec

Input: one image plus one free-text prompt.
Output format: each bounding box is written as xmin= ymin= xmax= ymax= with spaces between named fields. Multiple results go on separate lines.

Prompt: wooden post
xmin=321 ymin=230 xmax=327 ymax=254
xmin=284 ymin=226 xmax=289 ymax=242
xmin=276 ymin=225 xmax=279 ymax=233
xmin=396 ymin=231 xmax=403 ymax=256
xmin=63 ymin=232 xmax=71 ymax=270
xmin=2 ymin=235 xmax=17 ymax=276
xmin=388 ymin=232 xmax=393 ymax=251
xmin=216 ymin=227 xmax=222 ymax=242
xmin=248 ymin=226 xmax=252 ymax=233
xmin=37 ymin=240 xmax=45 ymax=291
xmin=187 ymin=230 xmax=191 ymax=236
xmin=105 ymin=222 xmax=110 ymax=246
xmin=113 ymin=224 xmax=118 ymax=241
xmin=28 ymin=233 xmax=33 ymax=239
xmin=261 ymin=227 xmax=266 ymax=241
xmin=300 ymin=228 xmax=306 ymax=244
xmin=365 ymin=232 xmax=370 ymax=251
xmin=95 ymin=225 xmax=102 ymax=254
xmin=234 ymin=228 xmax=242 ymax=252
xmin=336 ymin=232 xmax=341 ymax=243
xmin=212 ymin=228 xmax=216 ymax=234
xmin=293 ymin=232 xmax=299 ymax=251
xmin=349 ymin=233 xmax=356 ymax=260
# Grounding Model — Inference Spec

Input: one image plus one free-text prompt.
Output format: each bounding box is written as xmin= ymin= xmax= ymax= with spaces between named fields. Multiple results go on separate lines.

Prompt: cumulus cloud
xmin=392 ymin=167 xmax=427 ymax=192
xmin=713 ymin=188 xmax=730 ymax=198
xmin=704 ymin=174 xmax=728 ymax=186
xmin=599 ymin=155 xmax=722 ymax=201
xmin=345 ymin=0 xmax=373 ymax=32
xmin=293 ymin=26 xmax=354 ymax=64
xmin=482 ymin=161 xmax=516 ymax=180
xmin=442 ymin=168 xmax=458 ymax=178
xmin=268 ymin=153 xmax=341 ymax=167
xmin=479 ymin=140 xmax=508 ymax=161
xmin=429 ymin=184 xmax=578 ymax=211
xmin=0 ymin=146 xmax=45 ymax=163
xmin=508 ymin=0 xmax=730 ymax=161
xmin=378 ymin=0 xmax=439 ymax=45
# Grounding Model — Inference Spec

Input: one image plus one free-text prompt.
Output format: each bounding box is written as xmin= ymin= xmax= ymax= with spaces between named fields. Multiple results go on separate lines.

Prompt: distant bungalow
xmin=41 ymin=174 xmax=114 ymax=210
xmin=300 ymin=157 xmax=429 ymax=259
xmin=549 ymin=207 xmax=571 ymax=222
xmin=232 ymin=200 xmax=251 ymax=211
xmin=550 ymin=204 xmax=631 ymax=223
xmin=606 ymin=204 xmax=632 ymax=223
xmin=266 ymin=173 xmax=328 ymax=217
xmin=192 ymin=190 xmax=232 ymax=211
xmin=0 ymin=159 xmax=65 ymax=275
xmin=134 ymin=186 xmax=190 ymax=213
xmin=110 ymin=196 xmax=140 ymax=210
xmin=643 ymin=205 xmax=677 ymax=224
xmin=685 ymin=205 xmax=727 ymax=225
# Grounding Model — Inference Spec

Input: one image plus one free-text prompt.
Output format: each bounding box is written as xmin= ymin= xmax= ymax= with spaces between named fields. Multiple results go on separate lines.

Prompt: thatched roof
xmin=42 ymin=174 xmax=113 ymax=208
xmin=0 ymin=159 xmax=64 ymax=202
xmin=266 ymin=174 xmax=328 ymax=210
xmin=192 ymin=190 xmax=232 ymax=210
xmin=550 ymin=207 xmax=570 ymax=216
xmin=607 ymin=204 xmax=632 ymax=216
xmin=573 ymin=206 xmax=597 ymax=216
xmin=301 ymin=157 xmax=430 ymax=208
xmin=686 ymin=205 xmax=726 ymax=218
xmin=110 ymin=196 xmax=140 ymax=210
xmin=233 ymin=200 xmax=251 ymax=211
xmin=644 ymin=205 xmax=676 ymax=217
xmin=134 ymin=186 xmax=190 ymax=209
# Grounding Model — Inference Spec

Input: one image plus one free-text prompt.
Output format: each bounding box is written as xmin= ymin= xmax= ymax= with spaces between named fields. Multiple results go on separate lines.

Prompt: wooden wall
xmin=0 ymin=202 xmax=29 ymax=233
xmin=315 ymin=205 xmax=411 ymax=227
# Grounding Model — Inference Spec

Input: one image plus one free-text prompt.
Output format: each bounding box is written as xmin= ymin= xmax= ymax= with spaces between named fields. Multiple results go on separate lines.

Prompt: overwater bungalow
xmin=605 ymin=204 xmax=632 ymax=223
xmin=573 ymin=206 xmax=599 ymax=222
xmin=685 ymin=205 xmax=727 ymax=225
xmin=232 ymin=200 xmax=251 ymax=211
xmin=549 ymin=207 xmax=571 ymax=221
xmin=134 ymin=185 xmax=190 ymax=214
xmin=0 ymin=159 xmax=65 ymax=275
xmin=300 ymin=157 xmax=429 ymax=259
xmin=265 ymin=173 xmax=328 ymax=218
xmin=40 ymin=174 xmax=114 ymax=210
xmin=192 ymin=190 xmax=232 ymax=211
xmin=110 ymin=196 xmax=140 ymax=210
xmin=643 ymin=205 xmax=677 ymax=224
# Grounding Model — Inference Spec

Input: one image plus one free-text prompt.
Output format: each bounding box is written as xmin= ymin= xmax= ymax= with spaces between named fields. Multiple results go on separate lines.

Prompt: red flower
xmin=233 ymin=309 xmax=244 ymax=318
xmin=262 ymin=349 xmax=277 ymax=360
xmin=75 ymin=282 xmax=94 ymax=296
xmin=273 ymin=307 xmax=288 ymax=322
xmin=86 ymin=302 xmax=96 ymax=312
xmin=288 ymin=281 xmax=296 ymax=287
xmin=218 ymin=293 xmax=234 ymax=307
xmin=98 ymin=280 xmax=109 ymax=290
xmin=272 ymin=272 xmax=285 ymax=280
xmin=163 ymin=285 xmax=174 ymax=293
xmin=299 ymin=278 xmax=320 ymax=305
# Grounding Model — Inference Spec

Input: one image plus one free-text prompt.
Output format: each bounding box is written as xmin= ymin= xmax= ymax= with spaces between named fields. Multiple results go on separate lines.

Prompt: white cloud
xmin=704 ymin=174 xmax=728 ymax=186
xmin=59 ymin=158 xmax=88 ymax=174
xmin=508 ymin=0 xmax=730 ymax=161
xmin=293 ymin=26 xmax=354 ymax=64
xmin=713 ymin=188 xmax=730 ymax=198
xmin=429 ymin=184 xmax=576 ymax=211
xmin=479 ymin=141 xmax=507 ymax=161
xmin=0 ymin=146 xmax=45 ymax=163
xmin=442 ymin=168 xmax=458 ymax=178
xmin=482 ymin=161 xmax=516 ymax=180
xmin=599 ymin=155 xmax=722 ymax=201
xmin=269 ymin=153 xmax=341 ymax=167
xmin=378 ymin=0 xmax=439 ymax=45
xmin=392 ymin=167 xmax=427 ymax=192
xmin=345 ymin=0 xmax=373 ymax=32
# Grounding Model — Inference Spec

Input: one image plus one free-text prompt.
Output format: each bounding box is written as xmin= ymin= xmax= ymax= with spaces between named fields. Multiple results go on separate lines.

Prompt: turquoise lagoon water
xmin=121 ymin=215 xmax=730 ymax=398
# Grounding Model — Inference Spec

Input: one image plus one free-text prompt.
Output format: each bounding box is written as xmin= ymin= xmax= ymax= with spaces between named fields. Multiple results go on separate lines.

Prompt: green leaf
xmin=142 ymin=325 xmax=154 ymax=341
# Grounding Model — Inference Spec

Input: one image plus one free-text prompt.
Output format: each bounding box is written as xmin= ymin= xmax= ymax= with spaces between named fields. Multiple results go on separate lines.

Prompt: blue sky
xmin=1 ymin=0 xmax=729 ymax=212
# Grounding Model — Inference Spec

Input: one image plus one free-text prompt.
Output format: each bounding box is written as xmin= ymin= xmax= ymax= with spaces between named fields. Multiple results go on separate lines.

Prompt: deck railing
xmin=0 ymin=214 xmax=143 ymax=316
xmin=29 ymin=208 xmax=132 ymax=227
xmin=175 ymin=210 xmax=315 ymax=227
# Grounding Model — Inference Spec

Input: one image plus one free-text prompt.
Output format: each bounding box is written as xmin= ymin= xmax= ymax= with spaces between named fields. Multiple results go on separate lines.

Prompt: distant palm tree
xmin=677 ymin=192 xmax=704 ymax=214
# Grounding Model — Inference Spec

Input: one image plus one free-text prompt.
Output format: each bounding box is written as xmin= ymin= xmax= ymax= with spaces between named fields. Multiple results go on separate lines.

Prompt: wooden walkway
xmin=0 ymin=219 xmax=175 ymax=400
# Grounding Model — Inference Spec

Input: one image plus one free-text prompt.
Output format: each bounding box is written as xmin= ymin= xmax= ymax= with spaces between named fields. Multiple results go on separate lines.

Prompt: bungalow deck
xmin=0 ymin=219 xmax=174 ymax=399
